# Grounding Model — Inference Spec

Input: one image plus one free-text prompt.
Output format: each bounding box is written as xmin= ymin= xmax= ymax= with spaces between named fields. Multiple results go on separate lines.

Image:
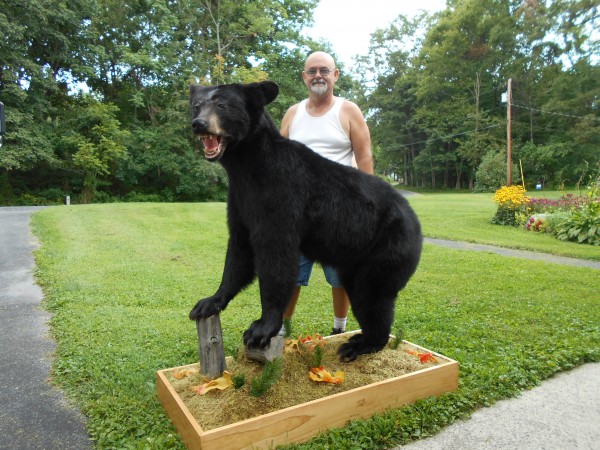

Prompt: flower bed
xmin=491 ymin=181 xmax=600 ymax=245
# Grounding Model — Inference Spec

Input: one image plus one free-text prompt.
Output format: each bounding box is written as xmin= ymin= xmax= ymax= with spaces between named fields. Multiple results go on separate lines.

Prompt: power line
xmin=384 ymin=105 xmax=506 ymax=142
xmin=512 ymin=103 xmax=600 ymax=122
xmin=390 ymin=124 xmax=502 ymax=149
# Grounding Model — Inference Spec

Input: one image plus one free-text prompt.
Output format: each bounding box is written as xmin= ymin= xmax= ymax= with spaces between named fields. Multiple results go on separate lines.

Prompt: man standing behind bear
xmin=280 ymin=51 xmax=373 ymax=336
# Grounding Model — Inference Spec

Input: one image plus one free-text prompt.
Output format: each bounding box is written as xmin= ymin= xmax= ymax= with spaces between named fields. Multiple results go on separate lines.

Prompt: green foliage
xmin=389 ymin=328 xmax=405 ymax=350
xmin=58 ymin=97 xmax=130 ymax=203
xmin=475 ymin=150 xmax=521 ymax=193
xmin=491 ymin=205 xmax=519 ymax=226
xmin=310 ymin=344 xmax=324 ymax=368
xmin=3 ymin=0 xmax=598 ymax=200
xmin=409 ymin=192 xmax=599 ymax=260
xmin=232 ymin=373 xmax=246 ymax=389
xmin=250 ymin=358 xmax=283 ymax=398
xmin=1 ymin=0 xmax=320 ymax=202
xmin=552 ymin=181 xmax=600 ymax=245
xmin=361 ymin=0 xmax=599 ymax=190
xmin=283 ymin=318 xmax=293 ymax=338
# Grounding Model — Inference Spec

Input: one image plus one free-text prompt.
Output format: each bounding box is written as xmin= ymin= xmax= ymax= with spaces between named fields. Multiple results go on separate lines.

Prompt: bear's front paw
xmin=243 ymin=319 xmax=280 ymax=349
xmin=188 ymin=296 xmax=225 ymax=320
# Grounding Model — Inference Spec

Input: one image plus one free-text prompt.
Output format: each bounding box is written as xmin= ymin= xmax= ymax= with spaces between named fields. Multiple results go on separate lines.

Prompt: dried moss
xmin=165 ymin=333 xmax=441 ymax=431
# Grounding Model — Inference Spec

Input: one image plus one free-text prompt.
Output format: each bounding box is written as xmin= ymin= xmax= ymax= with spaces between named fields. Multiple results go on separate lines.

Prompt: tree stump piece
xmin=245 ymin=335 xmax=285 ymax=363
xmin=196 ymin=315 xmax=226 ymax=378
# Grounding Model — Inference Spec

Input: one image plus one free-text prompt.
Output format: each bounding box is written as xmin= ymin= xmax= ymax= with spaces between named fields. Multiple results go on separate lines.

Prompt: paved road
xmin=396 ymin=362 xmax=600 ymax=450
xmin=425 ymin=237 xmax=600 ymax=270
xmin=0 ymin=206 xmax=91 ymax=450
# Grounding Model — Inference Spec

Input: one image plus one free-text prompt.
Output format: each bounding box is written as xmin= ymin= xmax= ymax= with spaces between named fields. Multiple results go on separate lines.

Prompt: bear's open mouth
xmin=197 ymin=134 xmax=226 ymax=161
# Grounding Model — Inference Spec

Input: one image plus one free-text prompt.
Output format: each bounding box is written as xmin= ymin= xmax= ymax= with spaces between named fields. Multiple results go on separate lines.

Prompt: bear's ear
xmin=258 ymin=80 xmax=279 ymax=105
xmin=244 ymin=81 xmax=279 ymax=107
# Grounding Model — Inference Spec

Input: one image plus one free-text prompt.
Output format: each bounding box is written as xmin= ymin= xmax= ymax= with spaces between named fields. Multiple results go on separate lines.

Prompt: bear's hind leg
xmin=338 ymin=269 xmax=398 ymax=362
xmin=338 ymin=304 xmax=394 ymax=361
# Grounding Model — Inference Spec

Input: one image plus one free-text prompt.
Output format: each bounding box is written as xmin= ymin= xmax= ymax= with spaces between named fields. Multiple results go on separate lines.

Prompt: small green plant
xmin=389 ymin=328 xmax=405 ymax=350
xmin=310 ymin=345 xmax=324 ymax=368
xmin=232 ymin=373 xmax=246 ymax=389
xmin=250 ymin=358 xmax=283 ymax=397
xmin=283 ymin=318 xmax=293 ymax=338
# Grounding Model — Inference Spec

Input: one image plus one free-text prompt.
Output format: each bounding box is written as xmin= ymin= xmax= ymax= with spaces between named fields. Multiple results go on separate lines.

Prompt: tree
xmin=59 ymin=97 xmax=129 ymax=203
xmin=362 ymin=0 xmax=598 ymax=190
xmin=0 ymin=0 xmax=92 ymax=175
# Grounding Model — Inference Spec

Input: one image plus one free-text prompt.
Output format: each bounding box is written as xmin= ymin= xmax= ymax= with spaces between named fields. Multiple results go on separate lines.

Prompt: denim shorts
xmin=297 ymin=254 xmax=342 ymax=288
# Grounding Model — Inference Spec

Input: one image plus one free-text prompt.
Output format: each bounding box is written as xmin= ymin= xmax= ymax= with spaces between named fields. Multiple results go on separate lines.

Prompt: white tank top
xmin=289 ymin=97 xmax=353 ymax=167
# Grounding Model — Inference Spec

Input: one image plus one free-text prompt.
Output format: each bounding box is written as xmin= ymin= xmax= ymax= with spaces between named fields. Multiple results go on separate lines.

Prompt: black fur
xmin=189 ymin=81 xmax=422 ymax=361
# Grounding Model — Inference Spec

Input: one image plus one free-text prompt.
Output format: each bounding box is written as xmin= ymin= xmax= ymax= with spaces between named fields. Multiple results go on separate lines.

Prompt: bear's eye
xmin=192 ymin=104 xmax=201 ymax=114
xmin=216 ymin=102 xmax=226 ymax=110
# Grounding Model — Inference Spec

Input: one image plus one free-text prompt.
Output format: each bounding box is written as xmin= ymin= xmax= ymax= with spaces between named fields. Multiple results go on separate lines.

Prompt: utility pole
xmin=0 ymin=101 xmax=5 ymax=148
xmin=506 ymin=78 xmax=512 ymax=186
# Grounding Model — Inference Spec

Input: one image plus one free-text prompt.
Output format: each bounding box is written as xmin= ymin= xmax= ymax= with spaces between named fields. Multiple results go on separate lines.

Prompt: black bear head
xmin=190 ymin=81 xmax=279 ymax=162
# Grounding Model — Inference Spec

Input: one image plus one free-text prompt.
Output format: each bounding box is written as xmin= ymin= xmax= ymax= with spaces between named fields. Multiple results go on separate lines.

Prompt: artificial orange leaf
xmin=173 ymin=368 xmax=198 ymax=379
xmin=408 ymin=350 xmax=438 ymax=364
xmin=298 ymin=334 xmax=326 ymax=352
xmin=192 ymin=371 xmax=233 ymax=395
xmin=309 ymin=366 xmax=344 ymax=384
xmin=285 ymin=338 xmax=300 ymax=353
xmin=419 ymin=352 xmax=438 ymax=363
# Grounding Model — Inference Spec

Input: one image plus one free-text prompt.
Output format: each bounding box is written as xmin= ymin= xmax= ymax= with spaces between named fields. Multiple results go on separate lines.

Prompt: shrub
xmin=475 ymin=150 xmax=521 ymax=192
xmin=124 ymin=191 xmax=164 ymax=203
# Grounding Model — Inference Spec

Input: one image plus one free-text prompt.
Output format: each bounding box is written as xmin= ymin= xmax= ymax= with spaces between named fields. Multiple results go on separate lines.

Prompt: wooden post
xmin=196 ymin=315 xmax=226 ymax=378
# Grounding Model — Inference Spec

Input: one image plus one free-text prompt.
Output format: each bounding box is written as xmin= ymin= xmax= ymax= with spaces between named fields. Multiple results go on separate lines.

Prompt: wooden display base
xmin=157 ymin=336 xmax=458 ymax=450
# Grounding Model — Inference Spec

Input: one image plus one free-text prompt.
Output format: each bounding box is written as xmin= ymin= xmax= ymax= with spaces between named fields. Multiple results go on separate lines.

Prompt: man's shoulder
xmin=339 ymin=98 xmax=359 ymax=109
xmin=339 ymin=99 xmax=365 ymax=119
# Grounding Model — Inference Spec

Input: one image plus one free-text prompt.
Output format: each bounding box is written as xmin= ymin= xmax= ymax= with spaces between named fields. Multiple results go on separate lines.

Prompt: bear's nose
xmin=192 ymin=118 xmax=209 ymax=133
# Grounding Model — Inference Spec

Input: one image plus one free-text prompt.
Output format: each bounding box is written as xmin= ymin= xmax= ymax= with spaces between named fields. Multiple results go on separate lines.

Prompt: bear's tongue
xmin=202 ymin=135 xmax=220 ymax=152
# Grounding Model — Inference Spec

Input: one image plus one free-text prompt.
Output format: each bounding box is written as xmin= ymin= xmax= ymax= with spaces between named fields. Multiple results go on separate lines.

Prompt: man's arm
xmin=342 ymin=101 xmax=373 ymax=174
xmin=280 ymin=104 xmax=299 ymax=138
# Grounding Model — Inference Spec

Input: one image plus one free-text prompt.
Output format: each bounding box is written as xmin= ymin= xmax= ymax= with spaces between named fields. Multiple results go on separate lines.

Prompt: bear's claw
xmin=188 ymin=296 xmax=225 ymax=320
xmin=243 ymin=319 xmax=280 ymax=349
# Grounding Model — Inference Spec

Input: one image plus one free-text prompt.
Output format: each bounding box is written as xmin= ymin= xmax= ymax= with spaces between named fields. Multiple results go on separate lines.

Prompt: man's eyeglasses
xmin=305 ymin=67 xmax=335 ymax=77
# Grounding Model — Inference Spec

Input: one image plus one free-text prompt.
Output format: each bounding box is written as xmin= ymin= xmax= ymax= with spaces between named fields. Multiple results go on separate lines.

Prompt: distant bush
xmin=474 ymin=150 xmax=521 ymax=192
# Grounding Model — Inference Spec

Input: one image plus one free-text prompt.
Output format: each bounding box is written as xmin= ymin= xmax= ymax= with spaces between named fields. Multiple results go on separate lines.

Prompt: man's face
xmin=302 ymin=56 xmax=338 ymax=96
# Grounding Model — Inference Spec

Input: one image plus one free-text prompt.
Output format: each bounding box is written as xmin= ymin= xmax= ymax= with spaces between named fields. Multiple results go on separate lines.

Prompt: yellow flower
xmin=493 ymin=185 xmax=530 ymax=208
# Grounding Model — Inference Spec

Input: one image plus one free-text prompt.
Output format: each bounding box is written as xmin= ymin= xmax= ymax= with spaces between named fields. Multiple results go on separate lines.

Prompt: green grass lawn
xmin=408 ymin=192 xmax=600 ymax=260
xmin=31 ymin=199 xmax=599 ymax=449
